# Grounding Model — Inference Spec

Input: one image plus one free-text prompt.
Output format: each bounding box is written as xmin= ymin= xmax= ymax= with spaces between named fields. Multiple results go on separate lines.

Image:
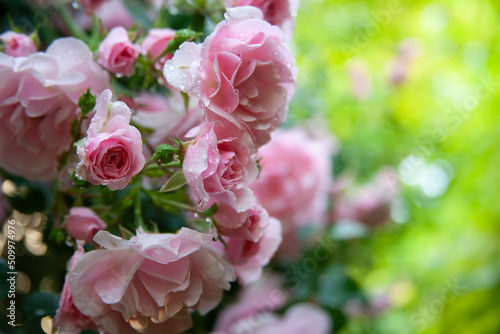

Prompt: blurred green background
xmin=290 ymin=0 xmax=500 ymax=333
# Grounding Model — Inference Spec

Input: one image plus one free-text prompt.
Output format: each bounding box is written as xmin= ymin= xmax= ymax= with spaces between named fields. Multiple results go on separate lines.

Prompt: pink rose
xmin=183 ymin=120 xmax=258 ymax=212
xmin=75 ymin=0 xmax=134 ymax=31
xmin=54 ymin=242 xmax=98 ymax=333
xmin=225 ymin=0 xmax=299 ymax=41
xmin=141 ymin=28 xmax=176 ymax=69
xmin=213 ymin=303 xmax=331 ymax=334
xmin=0 ymin=31 xmax=36 ymax=57
xmin=214 ymin=274 xmax=288 ymax=332
xmin=251 ymin=128 xmax=333 ymax=227
xmin=217 ymin=217 xmax=282 ymax=285
xmin=250 ymin=128 xmax=334 ymax=259
xmin=98 ymin=26 xmax=140 ymax=76
xmin=0 ymin=38 xmax=110 ymax=181
xmin=76 ymin=89 xmax=146 ymax=190
xmin=64 ymin=207 xmax=107 ymax=243
xmin=80 ymin=0 xmax=110 ymax=13
xmin=165 ymin=6 xmax=296 ymax=147
xmin=69 ymin=228 xmax=235 ymax=334
xmin=214 ymin=202 xmax=270 ymax=242
xmin=332 ymin=168 xmax=399 ymax=227
xmin=131 ymin=89 xmax=204 ymax=149
xmin=251 ymin=304 xmax=332 ymax=334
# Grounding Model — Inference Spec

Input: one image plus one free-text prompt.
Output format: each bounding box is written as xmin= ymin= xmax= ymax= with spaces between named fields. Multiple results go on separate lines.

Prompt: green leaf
xmin=190 ymin=219 xmax=213 ymax=233
xmin=165 ymin=28 xmax=203 ymax=54
xmin=78 ymin=88 xmax=96 ymax=116
xmin=160 ymin=171 xmax=186 ymax=192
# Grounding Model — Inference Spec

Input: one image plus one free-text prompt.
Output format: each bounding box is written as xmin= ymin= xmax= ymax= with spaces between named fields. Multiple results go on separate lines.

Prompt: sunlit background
xmin=290 ymin=0 xmax=500 ymax=333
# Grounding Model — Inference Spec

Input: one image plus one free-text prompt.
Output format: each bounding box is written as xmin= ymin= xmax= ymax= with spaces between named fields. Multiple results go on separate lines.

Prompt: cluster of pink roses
xmin=0 ymin=0 xmax=351 ymax=333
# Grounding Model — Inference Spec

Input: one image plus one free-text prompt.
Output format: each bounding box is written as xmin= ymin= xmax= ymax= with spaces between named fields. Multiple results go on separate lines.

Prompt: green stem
xmin=56 ymin=5 xmax=89 ymax=42
xmin=134 ymin=189 xmax=147 ymax=230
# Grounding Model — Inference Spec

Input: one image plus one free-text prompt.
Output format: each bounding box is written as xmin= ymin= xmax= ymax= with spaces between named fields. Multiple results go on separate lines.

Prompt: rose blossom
xmin=98 ymin=26 xmax=140 ymax=76
xmin=131 ymin=88 xmax=204 ymax=149
xmin=251 ymin=128 xmax=333 ymax=227
xmin=141 ymin=28 xmax=176 ymax=69
xmin=183 ymin=120 xmax=258 ymax=212
xmin=250 ymin=128 xmax=334 ymax=258
xmin=76 ymin=0 xmax=135 ymax=31
xmin=165 ymin=6 xmax=296 ymax=147
xmin=0 ymin=37 xmax=109 ymax=181
xmin=213 ymin=273 xmax=288 ymax=332
xmin=80 ymin=0 xmax=110 ymax=13
xmin=54 ymin=242 xmax=98 ymax=333
xmin=332 ymin=168 xmax=399 ymax=227
xmin=225 ymin=0 xmax=299 ymax=41
xmin=213 ymin=303 xmax=331 ymax=334
xmin=76 ymin=89 xmax=145 ymax=190
xmin=69 ymin=228 xmax=235 ymax=334
xmin=64 ymin=207 xmax=107 ymax=243
xmin=216 ymin=216 xmax=282 ymax=285
xmin=214 ymin=202 xmax=270 ymax=242
xmin=0 ymin=31 xmax=36 ymax=57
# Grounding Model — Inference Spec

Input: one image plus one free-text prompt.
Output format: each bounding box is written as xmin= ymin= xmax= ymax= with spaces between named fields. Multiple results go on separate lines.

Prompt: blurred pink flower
xmin=0 ymin=31 xmax=36 ymax=57
xmin=141 ymin=28 xmax=176 ymax=69
xmin=69 ymin=228 xmax=235 ymax=334
xmin=64 ymin=207 xmax=107 ymax=243
xmin=80 ymin=0 xmax=110 ymax=13
xmin=76 ymin=89 xmax=145 ymax=190
xmin=348 ymin=61 xmax=371 ymax=101
xmin=389 ymin=39 xmax=420 ymax=86
xmin=98 ymin=26 xmax=140 ymax=76
xmin=76 ymin=0 xmax=134 ymax=30
xmin=213 ymin=303 xmax=331 ymax=334
xmin=131 ymin=88 xmax=204 ymax=148
xmin=165 ymin=6 xmax=296 ymax=147
xmin=332 ymin=168 xmax=399 ymax=227
xmin=183 ymin=120 xmax=258 ymax=212
xmin=0 ymin=38 xmax=109 ymax=181
xmin=225 ymin=0 xmax=299 ymax=41
xmin=251 ymin=128 xmax=333 ymax=228
xmin=214 ymin=273 xmax=287 ymax=332
xmin=54 ymin=242 xmax=98 ymax=333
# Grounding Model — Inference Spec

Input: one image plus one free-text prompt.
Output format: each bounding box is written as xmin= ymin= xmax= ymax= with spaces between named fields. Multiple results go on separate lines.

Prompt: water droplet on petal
xmin=72 ymin=1 xmax=79 ymax=9
xmin=168 ymin=65 xmax=174 ymax=71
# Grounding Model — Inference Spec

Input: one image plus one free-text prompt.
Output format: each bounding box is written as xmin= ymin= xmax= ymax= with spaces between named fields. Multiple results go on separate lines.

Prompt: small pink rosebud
xmin=97 ymin=26 xmax=140 ymax=76
xmin=0 ymin=31 xmax=37 ymax=57
xmin=64 ymin=207 xmax=107 ymax=243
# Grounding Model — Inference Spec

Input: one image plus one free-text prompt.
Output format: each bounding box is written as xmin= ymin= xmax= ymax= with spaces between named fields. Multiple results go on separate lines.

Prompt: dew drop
xmin=116 ymin=73 xmax=124 ymax=78
xmin=168 ymin=65 xmax=174 ymax=71
xmin=72 ymin=1 xmax=79 ymax=9
xmin=273 ymin=51 xmax=279 ymax=56
xmin=180 ymin=83 xmax=185 ymax=90
xmin=67 ymin=49 xmax=74 ymax=56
